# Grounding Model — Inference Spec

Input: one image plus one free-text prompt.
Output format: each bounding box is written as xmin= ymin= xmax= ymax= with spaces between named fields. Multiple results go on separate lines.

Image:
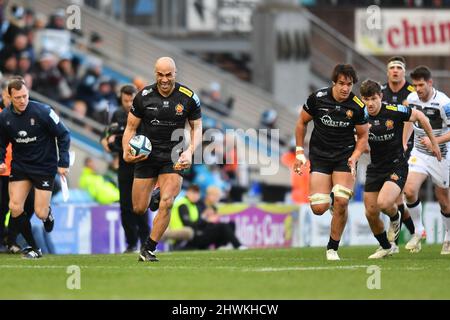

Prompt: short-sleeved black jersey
xmin=303 ymin=87 xmax=368 ymax=162
xmin=381 ymin=81 xmax=415 ymax=106
xmin=367 ymin=103 xmax=412 ymax=171
xmin=382 ymin=81 xmax=415 ymax=154
xmin=130 ymin=82 xmax=201 ymax=161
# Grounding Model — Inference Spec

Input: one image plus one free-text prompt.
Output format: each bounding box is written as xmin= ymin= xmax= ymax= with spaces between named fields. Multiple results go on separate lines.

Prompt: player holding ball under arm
xmin=122 ymin=57 xmax=202 ymax=262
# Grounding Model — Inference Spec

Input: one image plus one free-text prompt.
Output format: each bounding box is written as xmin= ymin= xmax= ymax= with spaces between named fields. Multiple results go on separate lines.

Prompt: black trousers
xmin=186 ymin=222 xmax=241 ymax=250
xmin=118 ymin=161 xmax=150 ymax=248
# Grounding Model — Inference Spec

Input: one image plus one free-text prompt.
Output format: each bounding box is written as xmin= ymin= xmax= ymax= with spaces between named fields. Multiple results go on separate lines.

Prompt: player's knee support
xmin=331 ymin=184 xmax=353 ymax=200
xmin=309 ymin=193 xmax=331 ymax=206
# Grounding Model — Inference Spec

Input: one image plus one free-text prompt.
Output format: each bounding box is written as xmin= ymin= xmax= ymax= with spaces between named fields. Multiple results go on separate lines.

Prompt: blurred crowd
xmin=1 ymin=2 xmax=296 ymax=208
xmin=0 ymin=3 xmax=123 ymax=134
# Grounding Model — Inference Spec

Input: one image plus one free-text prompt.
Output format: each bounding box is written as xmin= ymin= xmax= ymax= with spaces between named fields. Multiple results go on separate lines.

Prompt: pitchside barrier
xmin=28 ymin=202 xmax=445 ymax=254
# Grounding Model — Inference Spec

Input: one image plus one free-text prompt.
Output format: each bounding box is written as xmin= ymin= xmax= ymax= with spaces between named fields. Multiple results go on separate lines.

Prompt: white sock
xmin=407 ymin=201 xmax=424 ymax=236
xmin=441 ymin=212 xmax=450 ymax=241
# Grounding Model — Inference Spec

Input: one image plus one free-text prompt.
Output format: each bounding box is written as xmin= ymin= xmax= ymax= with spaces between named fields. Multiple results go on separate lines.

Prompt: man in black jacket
xmin=101 ymin=85 xmax=150 ymax=253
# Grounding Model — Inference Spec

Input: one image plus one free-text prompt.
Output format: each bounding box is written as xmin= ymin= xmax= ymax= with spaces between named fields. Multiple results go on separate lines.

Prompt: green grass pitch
xmin=1 ymin=245 xmax=448 ymax=299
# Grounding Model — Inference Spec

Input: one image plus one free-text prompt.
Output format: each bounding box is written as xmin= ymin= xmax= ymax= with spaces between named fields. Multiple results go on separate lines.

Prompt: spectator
xmin=57 ymin=54 xmax=78 ymax=106
xmin=79 ymin=157 xmax=120 ymax=205
xmin=0 ymin=48 xmax=17 ymax=76
xmin=2 ymin=5 xmax=25 ymax=47
xmin=71 ymin=100 xmax=94 ymax=133
xmin=92 ymin=78 xmax=118 ymax=124
xmin=31 ymin=52 xmax=65 ymax=101
xmin=46 ymin=9 xmax=65 ymax=30
xmin=200 ymin=81 xmax=234 ymax=116
xmin=76 ymin=58 xmax=102 ymax=115
xmin=17 ymin=51 xmax=33 ymax=88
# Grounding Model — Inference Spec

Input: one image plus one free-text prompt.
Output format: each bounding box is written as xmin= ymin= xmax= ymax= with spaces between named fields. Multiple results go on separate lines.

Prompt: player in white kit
xmin=403 ymin=66 xmax=450 ymax=254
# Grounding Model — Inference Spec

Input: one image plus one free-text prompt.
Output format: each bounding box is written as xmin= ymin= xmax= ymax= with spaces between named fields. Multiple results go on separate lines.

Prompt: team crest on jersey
xmin=390 ymin=173 xmax=399 ymax=181
xmin=385 ymin=119 xmax=394 ymax=130
xmin=346 ymin=110 xmax=353 ymax=119
xmin=175 ymin=103 xmax=184 ymax=115
xmin=30 ymin=118 xmax=35 ymax=126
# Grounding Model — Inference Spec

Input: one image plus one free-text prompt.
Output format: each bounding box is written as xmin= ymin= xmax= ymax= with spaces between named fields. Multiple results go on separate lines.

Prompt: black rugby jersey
xmin=303 ymin=87 xmax=368 ymax=162
xmin=382 ymin=81 xmax=415 ymax=154
xmin=367 ymin=103 xmax=412 ymax=171
xmin=381 ymin=81 xmax=414 ymax=106
xmin=130 ymin=82 xmax=201 ymax=161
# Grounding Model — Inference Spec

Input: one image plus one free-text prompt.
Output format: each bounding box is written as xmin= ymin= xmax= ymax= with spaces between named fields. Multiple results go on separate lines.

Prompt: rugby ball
xmin=129 ymin=135 xmax=152 ymax=157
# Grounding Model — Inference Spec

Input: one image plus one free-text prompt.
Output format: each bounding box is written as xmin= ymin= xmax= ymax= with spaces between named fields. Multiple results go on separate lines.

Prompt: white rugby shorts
xmin=408 ymin=148 xmax=449 ymax=188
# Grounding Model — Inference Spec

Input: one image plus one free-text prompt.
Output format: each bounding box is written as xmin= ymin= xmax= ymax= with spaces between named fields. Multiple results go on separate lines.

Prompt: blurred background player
xmin=101 ymin=84 xmax=150 ymax=253
xmin=381 ymin=56 xmax=417 ymax=250
xmin=294 ymin=64 xmax=369 ymax=261
xmin=360 ymin=79 xmax=439 ymax=259
xmin=122 ymin=57 xmax=202 ymax=262
xmin=403 ymin=66 xmax=450 ymax=254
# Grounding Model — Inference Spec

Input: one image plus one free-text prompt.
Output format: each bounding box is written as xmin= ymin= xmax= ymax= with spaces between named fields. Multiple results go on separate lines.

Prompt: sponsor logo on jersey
xmin=175 ymin=103 xmax=184 ymax=115
xmin=353 ymin=96 xmax=364 ymax=108
xmin=319 ymin=115 xmax=350 ymax=128
xmin=15 ymin=136 xmax=37 ymax=144
xmin=369 ymin=132 xmax=394 ymax=142
xmin=385 ymin=119 xmax=394 ymax=130
xmin=316 ymin=91 xmax=327 ymax=98
xmin=179 ymin=86 xmax=193 ymax=97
